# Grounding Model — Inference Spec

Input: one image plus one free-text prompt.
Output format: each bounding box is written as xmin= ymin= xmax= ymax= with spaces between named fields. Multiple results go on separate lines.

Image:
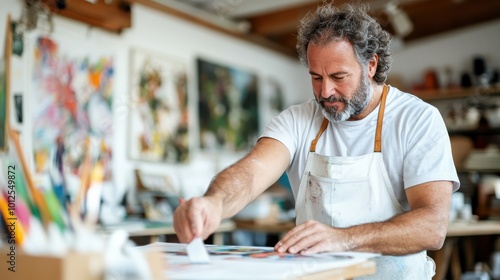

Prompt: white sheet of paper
xmin=136 ymin=242 xmax=381 ymax=279
xmin=186 ymin=237 xmax=210 ymax=264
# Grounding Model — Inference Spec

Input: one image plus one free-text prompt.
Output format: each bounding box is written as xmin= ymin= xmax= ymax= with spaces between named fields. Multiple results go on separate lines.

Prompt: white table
xmin=431 ymin=220 xmax=500 ymax=280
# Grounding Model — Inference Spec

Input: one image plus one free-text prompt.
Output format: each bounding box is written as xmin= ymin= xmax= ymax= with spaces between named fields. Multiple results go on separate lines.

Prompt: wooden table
xmin=446 ymin=220 xmax=500 ymax=237
xmin=107 ymin=218 xmax=500 ymax=278
xmin=162 ymin=260 xmax=376 ymax=280
xmin=234 ymin=219 xmax=500 ymax=279
xmin=297 ymin=261 xmax=376 ymax=280
xmin=431 ymin=220 xmax=500 ymax=280
xmin=153 ymin=242 xmax=377 ymax=280
xmin=233 ymin=219 xmax=295 ymax=235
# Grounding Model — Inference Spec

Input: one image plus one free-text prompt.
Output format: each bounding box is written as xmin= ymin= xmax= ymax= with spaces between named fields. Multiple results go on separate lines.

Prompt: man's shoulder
xmin=388 ymin=85 xmax=423 ymax=103
xmin=283 ymin=99 xmax=321 ymax=118
xmin=387 ymin=86 xmax=438 ymax=114
xmin=265 ymin=98 xmax=322 ymax=131
xmin=287 ymin=98 xmax=318 ymax=110
xmin=385 ymin=86 xmax=446 ymax=135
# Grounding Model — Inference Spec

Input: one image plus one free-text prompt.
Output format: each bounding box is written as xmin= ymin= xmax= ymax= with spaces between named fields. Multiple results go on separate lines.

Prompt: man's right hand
xmin=173 ymin=196 xmax=223 ymax=243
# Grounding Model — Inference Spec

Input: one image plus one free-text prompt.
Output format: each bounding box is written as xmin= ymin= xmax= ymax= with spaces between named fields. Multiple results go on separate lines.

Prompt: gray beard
xmin=317 ymin=74 xmax=373 ymax=122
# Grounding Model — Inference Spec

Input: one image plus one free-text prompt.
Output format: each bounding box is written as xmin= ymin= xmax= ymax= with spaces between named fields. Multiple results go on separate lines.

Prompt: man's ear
xmin=368 ymin=54 xmax=378 ymax=78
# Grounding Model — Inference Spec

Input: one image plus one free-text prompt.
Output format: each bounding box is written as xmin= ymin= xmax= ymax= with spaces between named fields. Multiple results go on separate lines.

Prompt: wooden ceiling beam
xmin=401 ymin=0 xmax=500 ymax=42
xmin=271 ymin=33 xmax=300 ymax=52
xmin=247 ymin=0 xmax=389 ymax=37
xmin=48 ymin=0 xmax=500 ymax=58
xmin=247 ymin=1 xmax=321 ymax=36
xmin=47 ymin=0 xmax=131 ymax=33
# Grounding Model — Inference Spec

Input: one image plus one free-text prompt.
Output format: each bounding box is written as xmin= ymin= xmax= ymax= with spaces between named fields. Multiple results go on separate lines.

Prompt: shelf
xmin=448 ymin=127 xmax=500 ymax=136
xmin=457 ymin=168 xmax=500 ymax=173
xmin=414 ymin=85 xmax=500 ymax=101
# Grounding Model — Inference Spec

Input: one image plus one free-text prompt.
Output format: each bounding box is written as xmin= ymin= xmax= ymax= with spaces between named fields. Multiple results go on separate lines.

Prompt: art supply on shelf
xmin=8 ymin=129 xmax=51 ymax=227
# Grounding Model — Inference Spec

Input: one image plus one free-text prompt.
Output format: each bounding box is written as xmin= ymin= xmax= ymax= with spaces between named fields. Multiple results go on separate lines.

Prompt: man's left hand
xmin=274 ymin=220 xmax=349 ymax=254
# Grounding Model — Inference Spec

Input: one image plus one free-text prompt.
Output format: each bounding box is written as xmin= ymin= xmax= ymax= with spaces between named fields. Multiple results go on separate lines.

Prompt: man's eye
xmin=334 ymin=75 xmax=346 ymax=80
xmin=312 ymin=76 xmax=322 ymax=81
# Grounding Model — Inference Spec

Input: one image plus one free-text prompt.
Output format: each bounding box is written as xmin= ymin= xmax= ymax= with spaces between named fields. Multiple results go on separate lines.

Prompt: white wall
xmin=2 ymin=0 xmax=500 ymax=204
xmin=391 ymin=18 xmax=500 ymax=89
xmin=0 ymin=0 xmax=312 ymax=204
xmin=115 ymin=4 xmax=313 ymax=200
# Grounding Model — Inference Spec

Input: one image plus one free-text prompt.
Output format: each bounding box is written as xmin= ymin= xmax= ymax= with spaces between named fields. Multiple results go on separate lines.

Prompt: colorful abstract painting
xmin=31 ymin=36 xmax=114 ymax=178
xmin=197 ymin=58 xmax=259 ymax=151
xmin=128 ymin=48 xmax=189 ymax=163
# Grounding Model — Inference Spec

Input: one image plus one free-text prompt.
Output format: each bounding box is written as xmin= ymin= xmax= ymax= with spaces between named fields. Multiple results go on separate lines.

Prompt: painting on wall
xmin=197 ymin=58 xmax=259 ymax=151
xmin=31 ymin=36 xmax=114 ymax=181
xmin=260 ymin=77 xmax=285 ymax=128
xmin=128 ymin=48 xmax=189 ymax=163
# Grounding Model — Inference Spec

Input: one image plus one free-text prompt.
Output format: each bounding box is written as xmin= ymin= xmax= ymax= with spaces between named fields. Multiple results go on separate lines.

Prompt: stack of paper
xmin=138 ymin=242 xmax=379 ymax=280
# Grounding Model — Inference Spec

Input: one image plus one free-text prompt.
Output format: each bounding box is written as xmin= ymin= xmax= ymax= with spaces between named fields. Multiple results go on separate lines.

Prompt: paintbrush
xmin=0 ymin=192 xmax=25 ymax=246
xmin=8 ymin=128 xmax=51 ymax=228
xmin=73 ymin=138 xmax=91 ymax=214
xmin=69 ymin=137 xmax=91 ymax=230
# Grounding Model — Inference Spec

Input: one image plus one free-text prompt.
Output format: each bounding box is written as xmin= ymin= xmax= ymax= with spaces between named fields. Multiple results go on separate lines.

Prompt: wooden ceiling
xmin=43 ymin=0 xmax=500 ymax=58
xmin=46 ymin=0 xmax=132 ymax=33
xmin=240 ymin=0 xmax=500 ymax=55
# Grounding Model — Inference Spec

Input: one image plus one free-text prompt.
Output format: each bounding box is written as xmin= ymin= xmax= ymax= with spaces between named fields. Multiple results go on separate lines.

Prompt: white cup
xmin=460 ymin=204 xmax=473 ymax=221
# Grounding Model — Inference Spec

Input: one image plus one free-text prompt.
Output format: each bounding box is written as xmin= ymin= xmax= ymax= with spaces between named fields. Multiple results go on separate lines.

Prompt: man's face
xmin=307 ymin=39 xmax=373 ymax=122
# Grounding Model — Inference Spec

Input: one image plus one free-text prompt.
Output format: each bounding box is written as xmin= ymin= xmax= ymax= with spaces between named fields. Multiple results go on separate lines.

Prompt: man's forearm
xmin=204 ymin=162 xmax=259 ymax=220
xmin=345 ymin=205 xmax=448 ymax=255
xmin=204 ymin=138 xmax=290 ymax=220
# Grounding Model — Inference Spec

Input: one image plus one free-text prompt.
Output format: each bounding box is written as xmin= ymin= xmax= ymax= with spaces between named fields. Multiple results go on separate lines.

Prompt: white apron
xmin=295 ymin=85 xmax=435 ymax=279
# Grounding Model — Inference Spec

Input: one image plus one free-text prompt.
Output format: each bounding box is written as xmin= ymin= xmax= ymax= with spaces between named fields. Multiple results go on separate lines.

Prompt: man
xmin=174 ymin=3 xmax=459 ymax=279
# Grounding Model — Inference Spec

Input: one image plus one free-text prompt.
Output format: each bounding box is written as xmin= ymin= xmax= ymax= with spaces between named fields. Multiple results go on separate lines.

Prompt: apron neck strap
xmin=374 ymin=84 xmax=389 ymax=152
xmin=310 ymin=117 xmax=330 ymax=152
xmin=309 ymin=84 xmax=389 ymax=153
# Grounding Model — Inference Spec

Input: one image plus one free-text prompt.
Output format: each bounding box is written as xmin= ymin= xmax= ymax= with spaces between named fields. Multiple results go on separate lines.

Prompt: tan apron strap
xmin=310 ymin=118 xmax=330 ymax=152
xmin=374 ymin=84 xmax=389 ymax=152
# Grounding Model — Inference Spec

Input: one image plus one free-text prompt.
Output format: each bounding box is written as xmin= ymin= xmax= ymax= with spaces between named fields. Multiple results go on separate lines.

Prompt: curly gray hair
xmin=296 ymin=3 xmax=392 ymax=84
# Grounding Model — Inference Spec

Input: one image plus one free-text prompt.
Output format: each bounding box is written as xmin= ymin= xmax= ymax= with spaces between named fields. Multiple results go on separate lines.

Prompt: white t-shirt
xmin=260 ymin=85 xmax=460 ymax=210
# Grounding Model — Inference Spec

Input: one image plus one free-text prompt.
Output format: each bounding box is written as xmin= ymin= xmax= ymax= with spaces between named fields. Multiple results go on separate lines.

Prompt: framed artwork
xmin=128 ymin=48 xmax=189 ymax=163
xmin=197 ymin=58 xmax=259 ymax=151
xmin=30 ymin=35 xmax=114 ymax=179
xmin=260 ymin=77 xmax=285 ymax=128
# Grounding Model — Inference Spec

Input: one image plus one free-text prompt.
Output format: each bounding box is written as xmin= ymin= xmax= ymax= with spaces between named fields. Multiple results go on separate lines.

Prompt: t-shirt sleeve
xmin=259 ymin=108 xmax=298 ymax=164
xmin=403 ymin=106 xmax=460 ymax=191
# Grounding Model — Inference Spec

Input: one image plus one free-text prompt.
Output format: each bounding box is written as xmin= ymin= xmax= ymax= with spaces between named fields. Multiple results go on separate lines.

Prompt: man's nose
xmin=321 ymin=79 xmax=335 ymax=98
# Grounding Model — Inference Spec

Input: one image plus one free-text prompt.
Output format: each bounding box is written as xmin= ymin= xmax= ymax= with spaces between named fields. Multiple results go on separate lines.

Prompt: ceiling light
xmin=385 ymin=1 xmax=413 ymax=38
xmin=154 ymin=0 xmax=251 ymax=33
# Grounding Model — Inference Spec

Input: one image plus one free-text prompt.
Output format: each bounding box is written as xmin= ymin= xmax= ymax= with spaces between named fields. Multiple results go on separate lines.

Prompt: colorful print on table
xmin=31 ymin=36 xmax=114 ymax=178
xmin=128 ymin=48 xmax=189 ymax=163
xmin=172 ymin=245 xmax=355 ymax=262
xmin=197 ymin=58 xmax=259 ymax=152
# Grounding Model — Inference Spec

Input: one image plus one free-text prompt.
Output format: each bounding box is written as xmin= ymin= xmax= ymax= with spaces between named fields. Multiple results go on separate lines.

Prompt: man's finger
xmin=187 ymin=199 xmax=205 ymax=241
xmin=175 ymin=199 xmax=199 ymax=243
xmin=275 ymin=222 xmax=308 ymax=252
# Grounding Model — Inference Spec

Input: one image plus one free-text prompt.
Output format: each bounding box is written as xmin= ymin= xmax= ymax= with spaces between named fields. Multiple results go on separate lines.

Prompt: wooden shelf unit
xmin=413 ymin=85 xmax=500 ymax=102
